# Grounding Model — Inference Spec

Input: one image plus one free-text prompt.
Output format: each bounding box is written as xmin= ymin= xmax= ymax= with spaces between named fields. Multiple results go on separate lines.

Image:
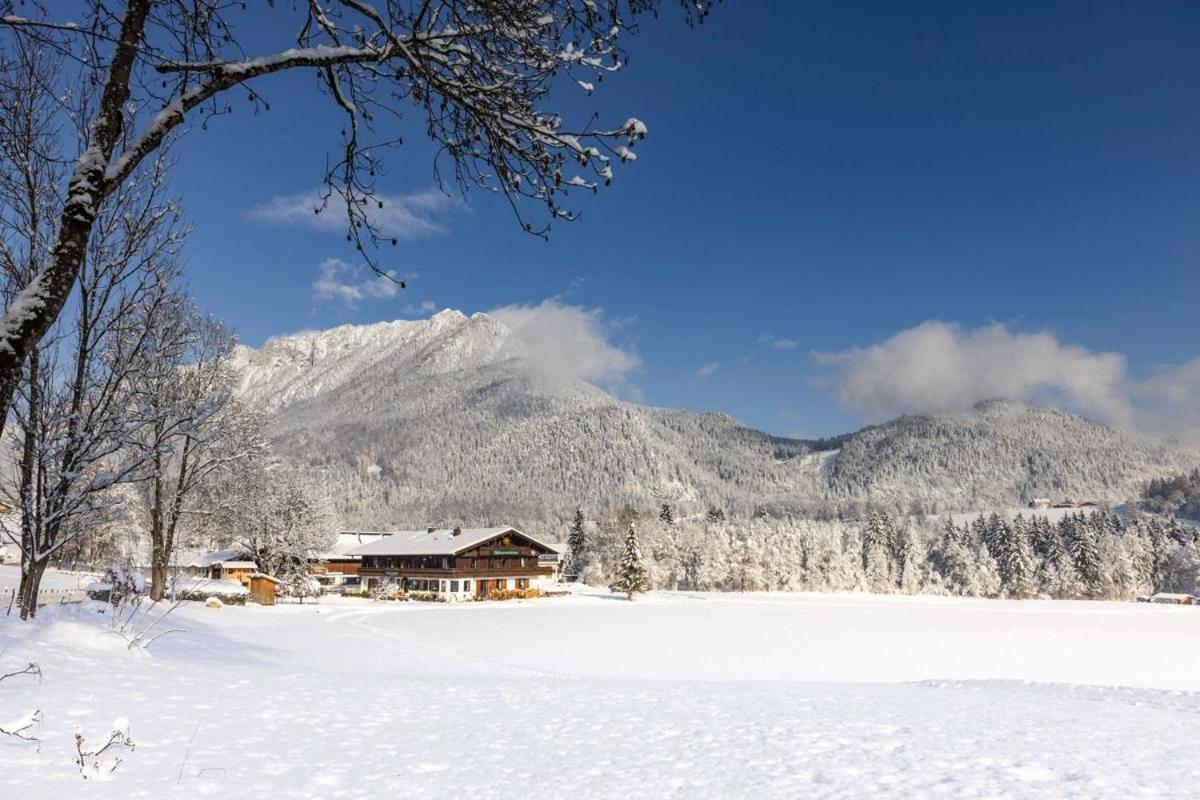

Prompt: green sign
xmin=491 ymin=549 xmax=520 ymax=556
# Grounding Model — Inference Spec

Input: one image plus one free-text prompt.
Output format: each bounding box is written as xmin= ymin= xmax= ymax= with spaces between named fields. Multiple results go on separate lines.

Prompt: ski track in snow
xmin=2 ymin=587 xmax=1200 ymax=799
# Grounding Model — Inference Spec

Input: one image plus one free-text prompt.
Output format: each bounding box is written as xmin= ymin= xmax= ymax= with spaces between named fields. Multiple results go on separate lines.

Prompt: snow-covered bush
xmin=86 ymin=567 xmax=147 ymax=605
xmin=280 ymin=571 xmax=322 ymax=604
xmin=172 ymin=577 xmax=248 ymax=606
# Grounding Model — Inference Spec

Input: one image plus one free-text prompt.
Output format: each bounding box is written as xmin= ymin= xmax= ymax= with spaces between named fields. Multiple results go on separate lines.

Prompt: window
xmin=463 ymin=580 xmax=471 ymax=591
xmin=450 ymin=580 xmax=459 ymax=592
xmin=517 ymin=578 xmax=527 ymax=589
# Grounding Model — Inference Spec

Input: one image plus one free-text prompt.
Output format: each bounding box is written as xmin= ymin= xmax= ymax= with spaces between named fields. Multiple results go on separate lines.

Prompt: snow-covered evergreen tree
xmin=610 ymin=522 xmax=650 ymax=600
xmin=1067 ymin=514 xmax=1104 ymax=598
xmin=563 ymin=507 xmax=588 ymax=581
xmin=860 ymin=512 xmax=894 ymax=592
xmin=997 ymin=514 xmax=1034 ymax=598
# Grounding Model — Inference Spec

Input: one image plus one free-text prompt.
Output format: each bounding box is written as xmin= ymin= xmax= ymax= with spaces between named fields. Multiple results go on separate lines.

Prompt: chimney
xmin=452 ymin=526 xmax=462 ymax=537
xmin=427 ymin=527 xmax=436 ymax=534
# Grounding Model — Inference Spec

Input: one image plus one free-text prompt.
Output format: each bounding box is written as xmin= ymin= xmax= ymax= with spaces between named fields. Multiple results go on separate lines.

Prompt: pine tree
xmin=997 ymin=514 xmax=1034 ymax=598
xmin=611 ymin=522 xmax=650 ymax=600
xmin=1069 ymin=513 xmax=1104 ymax=597
xmin=659 ymin=503 xmax=675 ymax=525
xmin=861 ymin=512 xmax=893 ymax=592
xmin=935 ymin=520 xmax=977 ymax=595
xmin=706 ymin=507 xmax=726 ymax=523
xmin=564 ymin=507 xmax=587 ymax=582
xmin=1037 ymin=521 xmax=1081 ymax=598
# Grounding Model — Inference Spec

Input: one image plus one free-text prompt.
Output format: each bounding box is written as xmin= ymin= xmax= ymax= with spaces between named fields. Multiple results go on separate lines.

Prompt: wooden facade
xmin=249 ymin=574 xmax=279 ymax=606
xmin=355 ymin=528 xmax=556 ymax=599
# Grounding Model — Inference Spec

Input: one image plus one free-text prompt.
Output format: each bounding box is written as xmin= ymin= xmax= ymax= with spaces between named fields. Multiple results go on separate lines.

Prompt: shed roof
xmin=348 ymin=527 xmax=553 ymax=557
xmin=188 ymin=548 xmax=251 ymax=568
xmin=217 ymin=561 xmax=258 ymax=570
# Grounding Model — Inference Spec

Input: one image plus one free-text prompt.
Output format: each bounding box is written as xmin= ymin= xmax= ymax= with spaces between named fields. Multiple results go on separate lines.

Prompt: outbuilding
xmin=1149 ymin=592 xmax=1193 ymax=605
xmin=249 ymin=573 xmax=280 ymax=606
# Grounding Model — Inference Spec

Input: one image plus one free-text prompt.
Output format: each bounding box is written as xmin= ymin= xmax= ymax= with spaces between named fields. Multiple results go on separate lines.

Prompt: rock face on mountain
xmin=232 ymin=311 xmax=1197 ymax=528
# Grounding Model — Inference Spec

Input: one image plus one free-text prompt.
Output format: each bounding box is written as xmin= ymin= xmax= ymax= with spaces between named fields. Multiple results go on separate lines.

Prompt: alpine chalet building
xmin=349 ymin=526 xmax=560 ymax=599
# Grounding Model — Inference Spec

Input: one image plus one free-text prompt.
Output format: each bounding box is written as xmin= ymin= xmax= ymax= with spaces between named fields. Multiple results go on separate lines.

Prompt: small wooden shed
xmin=1149 ymin=592 xmax=1193 ymax=605
xmin=249 ymin=573 xmax=280 ymax=606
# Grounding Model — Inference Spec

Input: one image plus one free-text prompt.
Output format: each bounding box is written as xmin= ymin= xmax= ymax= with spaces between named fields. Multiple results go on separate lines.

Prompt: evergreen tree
xmin=1068 ymin=514 xmax=1103 ymax=597
xmin=706 ymin=506 xmax=726 ymax=523
xmin=564 ymin=507 xmax=587 ymax=581
xmin=935 ymin=520 xmax=977 ymax=595
xmin=611 ymin=522 xmax=650 ymax=600
xmin=893 ymin=524 xmax=923 ymax=594
xmin=972 ymin=544 xmax=1003 ymax=598
xmin=997 ymin=514 xmax=1034 ymax=598
xmin=861 ymin=513 xmax=893 ymax=592
xmin=659 ymin=503 xmax=675 ymax=525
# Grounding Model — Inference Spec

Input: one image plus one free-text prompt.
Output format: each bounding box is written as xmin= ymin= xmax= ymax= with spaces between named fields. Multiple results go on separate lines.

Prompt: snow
xmin=171 ymin=576 xmax=249 ymax=596
xmin=2 ymin=587 xmax=1200 ymax=797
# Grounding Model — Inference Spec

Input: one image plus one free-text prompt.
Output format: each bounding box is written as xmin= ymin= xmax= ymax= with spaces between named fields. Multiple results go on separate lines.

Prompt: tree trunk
xmin=17 ymin=556 xmax=48 ymax=620
xmin=148 ymin=439 xmax=165 ymax=601
xmin=150 ymin=553 xmax=168 ymax=604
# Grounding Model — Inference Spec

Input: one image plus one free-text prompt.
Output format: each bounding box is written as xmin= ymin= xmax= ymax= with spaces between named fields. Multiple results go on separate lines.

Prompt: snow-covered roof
xmin=189 ymin=548 xmax=251 ymax=568
xmin=320 ymin=531 xmax=393 ymax=560
xmin=348 ymin=527 xmax=554 ymax=557
xmin=250 ymin=573 xmax=281 ymax=584
xmin=216 ymin=561 xmax=258 ymax=570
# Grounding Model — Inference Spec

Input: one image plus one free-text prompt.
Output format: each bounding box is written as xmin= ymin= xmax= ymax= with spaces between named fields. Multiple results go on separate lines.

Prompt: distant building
xmin=310 ymin=531 xmax=394 ymax=589
xmin=351 ymin=526 xmax=559 ymax=599
xmin=1149 ymin=593 xmax=1193 ymax=605
xmin=1051 ymin=501 xmax=1078 ymax=509
xmin=187 ymin=549 xmax=258 ymax=587
xmin=540 ymin=541 xmax=567 ymax=580
xmin=1030 ymin=498 xmax=1052 ymax=510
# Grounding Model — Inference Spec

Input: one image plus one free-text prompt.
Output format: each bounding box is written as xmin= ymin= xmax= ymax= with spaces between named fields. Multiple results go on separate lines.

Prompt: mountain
xmin=231 ymin=311 xmax=1198 ymax=528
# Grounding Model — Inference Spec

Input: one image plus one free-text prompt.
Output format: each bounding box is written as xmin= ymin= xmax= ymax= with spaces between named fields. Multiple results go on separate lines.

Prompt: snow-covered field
xmin=3 ymin=580 xmax=1200 ymax=799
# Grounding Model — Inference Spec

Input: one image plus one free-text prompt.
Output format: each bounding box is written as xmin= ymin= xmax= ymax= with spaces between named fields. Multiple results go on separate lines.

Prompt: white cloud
xmin=760 ymin=334 xmax=799 ymax=350
xmin=313 ymin=258 xmax=403 ymax=306
xmin=488 ymin=299 xmax=640 ymax=388
xmin=697 ymin=362 xmax=720 ymax=377
xmin=814 ymin=321 xmax=1136 ymax=428
xmin=252 ymin=188 xmax=456 ymax=239
xmin=403 ymin=299 xmax=437 ymax=315
xmin=1134 ymin=356 xmax=1200 ymax=442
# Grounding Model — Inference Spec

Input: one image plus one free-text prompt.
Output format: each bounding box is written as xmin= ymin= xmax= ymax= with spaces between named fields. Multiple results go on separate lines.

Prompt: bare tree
xmin=129 ymin=304 xmax=265 ymax=601
xmin=0 ymin=1 xmax=709 ymax=441
xmin=0 ymin=45 xmax=191 ymax=619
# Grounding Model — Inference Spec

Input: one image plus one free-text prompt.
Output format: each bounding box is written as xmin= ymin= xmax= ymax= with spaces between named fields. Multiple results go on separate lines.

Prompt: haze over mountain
xmin=232 ymin=311 xmax=1198 ymax=529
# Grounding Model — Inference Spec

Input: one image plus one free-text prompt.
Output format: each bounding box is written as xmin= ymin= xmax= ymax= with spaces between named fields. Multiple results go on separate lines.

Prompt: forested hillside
xmin=232 ymin=312 xmax=1199 ymax=528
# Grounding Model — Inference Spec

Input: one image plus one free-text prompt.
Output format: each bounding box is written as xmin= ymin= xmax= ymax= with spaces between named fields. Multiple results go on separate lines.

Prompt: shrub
xmin=484 ymin=588 xmax=542 ymax=601
xmin=405 ymin=591 xmax=446 ymax=603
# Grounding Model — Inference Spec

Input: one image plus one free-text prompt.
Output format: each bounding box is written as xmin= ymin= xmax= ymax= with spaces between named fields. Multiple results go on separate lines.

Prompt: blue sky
xmin=169 ymin=2 xmax=1200 ymax=438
